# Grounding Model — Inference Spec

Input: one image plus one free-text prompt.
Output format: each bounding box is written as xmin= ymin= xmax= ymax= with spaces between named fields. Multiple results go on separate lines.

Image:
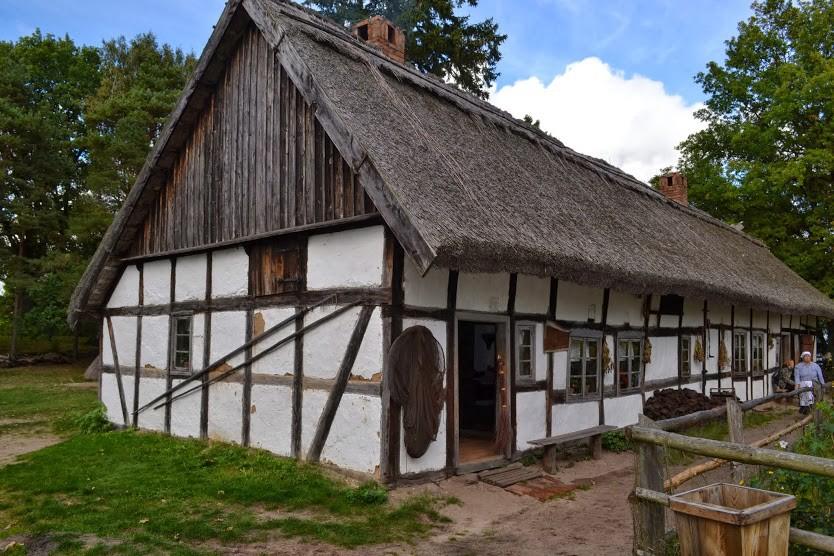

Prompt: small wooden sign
xmin=544 ymin=322 xmax=570 ymax=352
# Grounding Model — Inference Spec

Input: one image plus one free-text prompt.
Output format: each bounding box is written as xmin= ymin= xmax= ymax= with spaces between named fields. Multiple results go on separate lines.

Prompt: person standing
xmin=794 ymin=351 xmax=826 ymax=415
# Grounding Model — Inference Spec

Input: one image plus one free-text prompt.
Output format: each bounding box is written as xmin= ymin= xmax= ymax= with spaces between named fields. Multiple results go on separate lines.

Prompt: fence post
xmin=632 ymin=415 xmax=666 ymax=554
xmin=726 ymin=398 xmax=743 ymax=482
xmin=813 ymin=383 xmax=823 ymax=431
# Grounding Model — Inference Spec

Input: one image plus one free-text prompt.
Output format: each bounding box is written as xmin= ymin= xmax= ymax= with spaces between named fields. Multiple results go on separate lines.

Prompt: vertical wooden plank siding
xmin=130 ymin=24 xmax=375 ymax=257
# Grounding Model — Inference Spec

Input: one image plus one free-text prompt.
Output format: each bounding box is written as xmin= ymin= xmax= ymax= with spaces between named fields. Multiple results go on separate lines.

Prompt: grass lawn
xmin=0 ymin=366 xmax=452 ymax=554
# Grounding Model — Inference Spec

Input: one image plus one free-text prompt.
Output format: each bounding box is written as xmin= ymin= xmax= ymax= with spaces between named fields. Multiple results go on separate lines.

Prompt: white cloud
xmin=489 ymin=57 xmax=705 ymax=182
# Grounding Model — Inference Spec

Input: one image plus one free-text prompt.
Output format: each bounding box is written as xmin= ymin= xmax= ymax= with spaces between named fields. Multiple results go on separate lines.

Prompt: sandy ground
xmin=0 ymin=419 xmax=63 ymax=466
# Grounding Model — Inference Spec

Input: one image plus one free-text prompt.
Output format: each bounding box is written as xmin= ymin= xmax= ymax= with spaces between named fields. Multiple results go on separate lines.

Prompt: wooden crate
xmin=670 ymin=483 xmax=796 ymax=556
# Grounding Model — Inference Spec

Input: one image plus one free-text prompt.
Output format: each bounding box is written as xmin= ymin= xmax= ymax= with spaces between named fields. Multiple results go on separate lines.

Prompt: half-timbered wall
xmin=130 ymin=24 xmax=374 ymax=257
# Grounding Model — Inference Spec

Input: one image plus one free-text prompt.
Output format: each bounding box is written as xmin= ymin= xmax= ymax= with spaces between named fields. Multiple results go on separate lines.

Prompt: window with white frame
xmin=680 ymin=336 xmax=691 ymax=379
xmin=617 ymin=338 xmax=642 ymax=392
xmin=733 ymin=330 xmax=747 ymax=377
xmin=751 ymin=333 xmax=765 ymax=376
xmin=516 ymin=324 xmax=536 ymax=382
xmin=569 ymin=337 xmax=600 ymax=399
xmin=172 ymin=315 xmax=193 ymax=374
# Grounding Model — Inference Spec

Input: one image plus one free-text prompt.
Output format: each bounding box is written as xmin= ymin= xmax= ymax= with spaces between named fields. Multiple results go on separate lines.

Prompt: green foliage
xmin=601 ymin=430 xmax=633 ymax=453
xmin=751 ymin=402 xmax=834 ymax=555
xmin=305 ymin=0 xmax=505 ymax=99
xmin=676 ymin=0 xmax=834 ymax=301
xmin=523 ymin=114 xmax=541 ymax=129
xmin=74 ymin=405 xmax=113 ymax=434
xmin=345 ymin=481 xmax=389 ymax=505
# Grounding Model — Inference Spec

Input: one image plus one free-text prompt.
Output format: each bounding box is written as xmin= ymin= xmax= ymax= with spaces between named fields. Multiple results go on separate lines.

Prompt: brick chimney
xmin=352 ymin=16 xmax=406 ymax=64
xmin=658 ymin=172 xmax=688 ymax=206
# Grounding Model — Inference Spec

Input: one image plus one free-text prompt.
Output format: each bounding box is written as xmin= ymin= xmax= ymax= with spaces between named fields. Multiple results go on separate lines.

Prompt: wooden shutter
xmin=249 ymin=237 xmax=306 ymax=296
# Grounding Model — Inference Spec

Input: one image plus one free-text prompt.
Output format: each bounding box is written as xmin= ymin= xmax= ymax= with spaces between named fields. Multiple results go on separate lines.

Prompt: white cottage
xmin=70 ymin=0 xmax=834 ymax=482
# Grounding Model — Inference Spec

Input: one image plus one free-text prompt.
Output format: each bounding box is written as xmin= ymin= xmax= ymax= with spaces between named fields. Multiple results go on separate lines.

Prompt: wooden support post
xmin=632 ymin=415 xmax=666 ymax=554
xmin=307 ymin=306 xmax=374 ymax=463
xmin=291 ymin=307 xmax=304 ymax=459
xmin=726 ymin=398 xmax=743 ymax=482
xmin=241 ymin=307 xmax=254 ymax=446
xmin=591 ymin=434 xmax=603 ymax=460
xmin=813 ymin=382 xmax=823 ymax=431
xmin=105 ymin=316 xmax=130 ymax=426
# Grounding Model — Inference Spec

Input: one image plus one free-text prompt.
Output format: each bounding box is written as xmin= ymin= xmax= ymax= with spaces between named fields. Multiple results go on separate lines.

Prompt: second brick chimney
xmin=352 ymin=16 xmax=406 ymax=64
xmin=658 ymin=172 xmax=688 ymax=206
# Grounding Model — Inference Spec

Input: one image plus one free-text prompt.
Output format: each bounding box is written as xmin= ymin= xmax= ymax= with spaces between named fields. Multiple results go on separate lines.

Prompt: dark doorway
xmin=458 ymin=321 xmax=500 ymax=462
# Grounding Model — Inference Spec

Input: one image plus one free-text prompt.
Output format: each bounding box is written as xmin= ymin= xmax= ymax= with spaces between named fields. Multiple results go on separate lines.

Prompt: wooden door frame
xmin=452 ymin=312 xmax=512 ymax=471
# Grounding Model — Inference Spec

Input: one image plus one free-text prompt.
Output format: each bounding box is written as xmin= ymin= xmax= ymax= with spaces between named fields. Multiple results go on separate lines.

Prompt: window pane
xmin=630 ymin=371 xmax=639 ymax=388
xmin=587 ymin=341 xmax=598 ymax=359
xmin=176 ymin=334 xmax=190 ymax=352
xmin=177 ymin=318 xmax=191 ymax=335
xmin=586 ymin=375 xmax=597 ymax=394
xmin=175 ymin=350 xmax=190 ymax=368
xmin=569 ymin=376 xmax=582 ymax=395
xmin=570 ymin=359 xmax=583 ymax=377
xmin=520 ymin=346 xmax=531 ymax=361
xmin=570 ymin=340 xmax=581 ymax=361
xmin=520 ymin=328 xmax=532 ymax=346
xmin=520 ymin=361 xmax=532 ymax=377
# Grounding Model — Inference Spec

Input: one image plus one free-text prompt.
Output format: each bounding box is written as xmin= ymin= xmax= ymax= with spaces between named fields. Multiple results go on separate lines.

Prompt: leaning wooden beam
xmin=154 ymin=302 xmax=361 ymax=410
xmin=306 ymin=305 xmax=374 ymax=463
xmin=655 ymin=387 xmax=813 ymax=431
xmin=135 ymin=293 xmax=338 ymax=415
xmin=665 ymin=414 xmax=813 ymax=490
xmin=628 ymin=425 xmax=834 ymax=478
xmin=105 ymin=316 xmax=130 ymax=425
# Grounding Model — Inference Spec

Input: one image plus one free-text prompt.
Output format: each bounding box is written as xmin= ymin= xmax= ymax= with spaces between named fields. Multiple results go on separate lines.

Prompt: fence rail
xmin=628 ymin=382 xmax=834 ymax=554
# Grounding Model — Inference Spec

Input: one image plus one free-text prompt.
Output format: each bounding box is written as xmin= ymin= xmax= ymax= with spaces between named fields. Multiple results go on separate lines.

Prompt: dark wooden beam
xmin=241 ymin=308 xmax=254 ymax=446
xmin=164 ymin=258 xmax=176 ymax=433
xmin=445 ymin=270 xmax=459 ymax=472
xmin=200 ymin=252 xmax=213 ymax=439
xmin=132 ymin=263 xmax=144 ymax=427
xmin=291 ymin=306 xmax=304 ymax=458
xmin=105 ymin=315 xmax=130 ymax=425
xmin=508 ymin=273 xmax=518 ymax=456
xmin=307 ymin=305 xmax=374 ymax=462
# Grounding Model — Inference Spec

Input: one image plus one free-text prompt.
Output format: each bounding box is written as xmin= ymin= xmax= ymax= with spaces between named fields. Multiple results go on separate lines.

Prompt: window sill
xmin=565 ymin=394 xmax=602 ymax=404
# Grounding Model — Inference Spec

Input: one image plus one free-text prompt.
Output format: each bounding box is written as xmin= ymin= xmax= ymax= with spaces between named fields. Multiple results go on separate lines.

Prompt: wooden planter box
xmin=670 ymin=483 xmax=796 ymax=556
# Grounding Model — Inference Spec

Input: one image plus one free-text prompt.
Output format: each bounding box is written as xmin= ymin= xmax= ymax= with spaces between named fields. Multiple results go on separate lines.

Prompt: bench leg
xmin=542 ymin=446 xmax=558 ymax=473
xmin=590 ymin=435 xmax=603 ymax=460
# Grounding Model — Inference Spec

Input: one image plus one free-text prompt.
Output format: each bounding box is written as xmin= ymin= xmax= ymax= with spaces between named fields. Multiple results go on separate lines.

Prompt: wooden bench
xmin=528 ymin=425 xmax=617 ymax=473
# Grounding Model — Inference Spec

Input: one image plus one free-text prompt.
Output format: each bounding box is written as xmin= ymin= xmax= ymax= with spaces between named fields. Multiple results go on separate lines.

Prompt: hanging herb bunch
xmin=643 ymin=338 xmax=653 ymax=364
xmin=694 ymin=337 xmax=705 ymax=364
xmin=718 ymin=338 xmax=730 ymax=370
xmin=768 ymin=335 xmax=775 ymax=350
xmin=602 ymin=341 xmax=613 ymax=374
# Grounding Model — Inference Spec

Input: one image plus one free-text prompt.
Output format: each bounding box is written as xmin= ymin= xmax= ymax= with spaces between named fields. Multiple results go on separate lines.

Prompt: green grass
xmin=665 ymin=409 xmax=784 ymax=466
xmin=0 ymin=365 xmax=98 ymax=435
xmin=0 ymin=365 xmax=451 ymax=554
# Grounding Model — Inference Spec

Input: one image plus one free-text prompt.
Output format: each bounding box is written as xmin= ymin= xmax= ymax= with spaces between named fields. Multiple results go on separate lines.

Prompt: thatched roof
xmin=69 ymin=0 xmax=834 ymax=322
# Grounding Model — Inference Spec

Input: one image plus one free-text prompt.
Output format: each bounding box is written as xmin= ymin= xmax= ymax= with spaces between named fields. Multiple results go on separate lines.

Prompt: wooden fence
xmin=628 ymin=383 xmax=834 ymax=555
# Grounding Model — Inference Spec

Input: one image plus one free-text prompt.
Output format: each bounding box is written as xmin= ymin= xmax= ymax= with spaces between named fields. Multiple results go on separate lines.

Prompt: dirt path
xmin=0 ymin=427 xmax=63 ymax=466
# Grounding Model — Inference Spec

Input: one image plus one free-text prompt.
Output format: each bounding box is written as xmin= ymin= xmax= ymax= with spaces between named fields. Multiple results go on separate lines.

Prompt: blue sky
xmin=0 ymin=0 xmax=754 ymax=180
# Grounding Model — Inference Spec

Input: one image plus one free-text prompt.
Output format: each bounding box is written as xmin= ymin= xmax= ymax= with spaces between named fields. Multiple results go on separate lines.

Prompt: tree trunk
xmin=9 ymin=288 xmax=22 ymax=363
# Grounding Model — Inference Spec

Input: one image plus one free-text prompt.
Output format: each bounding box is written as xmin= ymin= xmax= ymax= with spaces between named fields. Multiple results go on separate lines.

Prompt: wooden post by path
xmin=726 ymin=398 xmax=743 ymax=483
xmin=631 ymin=415 xmax=666 ymax=554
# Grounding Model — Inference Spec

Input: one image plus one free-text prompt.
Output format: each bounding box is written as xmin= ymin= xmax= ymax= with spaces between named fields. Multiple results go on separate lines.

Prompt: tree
xmin=677 ymin=0 xmax=834 ymax=304
xmin=304 ymin=0 xmax=505 ymax=99
xmin=0 ymin=31 xmax=100 ymax=359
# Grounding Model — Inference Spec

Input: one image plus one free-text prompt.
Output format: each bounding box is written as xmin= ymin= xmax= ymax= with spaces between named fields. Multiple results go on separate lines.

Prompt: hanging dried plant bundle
xmin=718 ymin=337 xmax=730 ymax=370
xmin=643 ymin=338 xmax=653 ymax=364
xmin=694 ymin=337 xmax=705 ymax=363
xmin=602 ymin=340 xmax=613 ymax=374
xmin=388 ymin=326 xmax=446 ymax=458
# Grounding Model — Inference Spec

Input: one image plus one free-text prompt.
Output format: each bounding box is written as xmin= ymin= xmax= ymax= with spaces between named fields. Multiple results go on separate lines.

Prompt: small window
xmin=172 ymin=315 xmax=193 ymax=373
xmin=617 ymin=339 xmax=642 ymax=392
xmin=516 ymin=324 xmax=535 ymax=382
xmin=569 ymin=337 xmax=600 ymax=399
xmin=387 ymin=24 xmax=395 ymax=43
xmin=680 ymin=336 xmax=691 ymax=379
xmin=733 ymin=331 xmax=747 ymax=377
xmin=357 ymin=24 xmax=369 ymax=40
xmin=249 ymin=237 xmax=305 ymax=297
xmin=659 ymin=294 xmax=684 ymax=315
xmin=751 ymin=333 xmax=765 ymax=376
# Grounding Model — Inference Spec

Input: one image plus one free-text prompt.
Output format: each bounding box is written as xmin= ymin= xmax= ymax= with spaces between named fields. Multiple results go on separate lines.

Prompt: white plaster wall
xmin=552 ymin=401 xmax=598 ymax=435
xmin=553 ymin=351 xmax=568 ymax=391
xmin=400 ymin=409 xmax=446 ymax=474
xmin=211 ymin=247 xmax=249 ymax=298
xmin=515 ymin=275 xmax=549 ymax=315
xmin=175 ymin=254 xmax=207 ymax=301
xmin=770 ymin=316 xmax=782 ymax=334
xmin=101 ymin=372 xmax=135 ymax=426
xmin=141 ymin=315 xmax=169 ymax=369
xmin=456 ymin=272 xmax=508 ymax=313
xmin=706 ymin=329 xmax=720 ymax=373
xmin=169 ymin=378 xmax=201 ymax=438
xmin=320 ymin=393 xmax=382 ymax=473
xmin=191 ymin=313 xmax=207 ymax=370
xmin=252 ymin=307 xmax=296 ymax=376
xmin=704 ymin=379 xmax=720 ymax=395
xmin=607 ymin=290 xmax=643 ymax=326
xmin=107 ymin=266 xmax=140 ymax=308
xmin=208 ymin=381 xmax=243 ymax=444
xmin=399 ymin=317 xmax=448 ymax=475
xmin=681 ymin=381 xmax=703 ymax=395
xmin=735 ymin=307 xmax=751 ymax=328
xmin=659 ymin=315 xmax=678 ymax=328
xmin=102 ymin=316 xmax=136 ymax=367
xmin=556 ymin=281 xmax=602 ymax=323
xmin=301 ymin=389 xmax=327 ymax=456
xmin=209 ymin=311 xmax=247 ymax=367
xmin=143 ymin=259 xmax=171 ymax=305
xmin=752 ymin=379 xmax=765 ymax=400
xmin=604 ymin=394 xmax=643 ymax=428
xmin=734 ymin=380 xmax=749 ymax=402
xmin=752 ymin=310 xmax=767 ymax=329
xmin=304 ymin=305 xmax=383 ymax=380
xmin=682 ymin=298 xmax=704 ymax=327
xmin=137 ymin=376 xmax=166 ymax=431
xmin=644 ymin=336 xmax=677 ymax=382
xmin=307 ymin=226 xmax=385 ymax=290
xmin=516 ymin=391 xmax=547 ymax=447
xmin=403 ymin=256 xmax=448 ymax=308
xmin=249 ymin=384 xmax=293 ymax=457
xmin=711 ymin=303 xmax=733 ymax=326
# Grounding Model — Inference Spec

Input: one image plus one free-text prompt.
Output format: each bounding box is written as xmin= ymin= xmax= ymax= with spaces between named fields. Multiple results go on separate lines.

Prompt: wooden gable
xmin=130 ymin=23 xmax=375 ymax=257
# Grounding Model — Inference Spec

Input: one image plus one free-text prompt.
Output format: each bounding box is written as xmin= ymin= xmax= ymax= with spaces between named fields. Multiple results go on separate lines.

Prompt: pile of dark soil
xmin=644 ymin=388 xmax=724 ymax=421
